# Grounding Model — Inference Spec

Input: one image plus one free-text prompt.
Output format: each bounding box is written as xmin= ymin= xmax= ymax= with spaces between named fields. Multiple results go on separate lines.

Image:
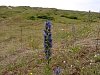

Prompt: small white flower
xmin=94 ymin=54 xmax=100 ymax=58
xmin=63 ymin=61 xmax=66 ymax=63
xmin=90 ymin=63 xmax=92 ymax=65
xmin=71 ymin=65 xmax=73 ymax=67
xmin=94 ymin=55 xmax=97 ymax=57
xmin=61 ymin=29 xmax=64 ymax=31
xmin=82 ymin=67 xmax=84 ymax=69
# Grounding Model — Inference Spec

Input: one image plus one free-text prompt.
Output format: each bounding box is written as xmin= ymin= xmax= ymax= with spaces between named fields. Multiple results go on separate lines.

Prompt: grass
xmin=0 ymin=6 xmax=100 ymax=75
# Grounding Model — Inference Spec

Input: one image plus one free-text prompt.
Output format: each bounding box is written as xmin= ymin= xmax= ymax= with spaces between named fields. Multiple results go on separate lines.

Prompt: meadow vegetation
xmin=0 ymin=6 xmax=100 ymax=75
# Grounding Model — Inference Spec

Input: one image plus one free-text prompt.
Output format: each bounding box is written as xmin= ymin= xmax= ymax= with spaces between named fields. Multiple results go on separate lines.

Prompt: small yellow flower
xmin=30 ymin=73 xmax=32 ymax=75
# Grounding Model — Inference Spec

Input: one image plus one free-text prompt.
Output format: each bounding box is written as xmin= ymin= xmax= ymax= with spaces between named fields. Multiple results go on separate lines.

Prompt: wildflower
xmin=44 ymin=49 xmax=51 ymax=59
xmin=45 ymin=20 xmax=51 ymax=29
xmin=61 ymin=29 xmax=64 ymax=31
xmin=30 ymin=73 xmax=32 ymax=75
xmin=94 ymin=54 xmax=100 ymax=58
xmin=71 ymin=65 xmax=73 ymax=68
xmin=63 ymin=61 xmax=66 ymax=63
xmin=82 ymin=67 xmax=84 ymax=69
xmin=94 ymin=55 xmax=97 ymax=57
xmin=90 ymin=63 xmax=92 ymax=65
xmin=44 ymin=20 xmax=52 ymax=61
xmin=54 ymin=66 xmax=61 ymax=75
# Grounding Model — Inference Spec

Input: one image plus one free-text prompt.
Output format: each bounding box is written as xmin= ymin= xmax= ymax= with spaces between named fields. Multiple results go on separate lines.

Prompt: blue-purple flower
xmin=43 ymin=20 xmax=52 ymax=61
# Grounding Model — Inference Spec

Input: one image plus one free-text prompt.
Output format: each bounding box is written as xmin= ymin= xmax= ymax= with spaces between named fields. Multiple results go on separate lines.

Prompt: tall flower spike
xmin=44 ymin=20 xmax=52 ymax=64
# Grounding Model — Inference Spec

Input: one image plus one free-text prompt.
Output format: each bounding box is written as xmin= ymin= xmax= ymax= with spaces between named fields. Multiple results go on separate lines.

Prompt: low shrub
xmin=68 ymin=16 xmax=78 ymax=19
xmin=37 ymin=15 xmax=54 ymax=20
xmin=61 ymin=15 xmax=78 ymax=20
xmin=28 ymin=16 xmax=35 ymax=20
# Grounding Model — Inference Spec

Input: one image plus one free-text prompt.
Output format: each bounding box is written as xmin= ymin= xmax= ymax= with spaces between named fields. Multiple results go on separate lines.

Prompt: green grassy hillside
xmin=0 ymin=6 xmax=100 ymax=75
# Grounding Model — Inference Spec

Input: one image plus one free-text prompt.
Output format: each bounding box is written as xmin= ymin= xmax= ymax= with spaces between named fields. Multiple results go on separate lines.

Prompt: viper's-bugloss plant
xmin=44 ymin=20 xmax=52 ymax=61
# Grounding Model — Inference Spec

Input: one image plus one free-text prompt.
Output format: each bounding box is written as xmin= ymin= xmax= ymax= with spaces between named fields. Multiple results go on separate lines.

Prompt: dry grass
xmin=0 ymin=6 xmax=100 ymax=75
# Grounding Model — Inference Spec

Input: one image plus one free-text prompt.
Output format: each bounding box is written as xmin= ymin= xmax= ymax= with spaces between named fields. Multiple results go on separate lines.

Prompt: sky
xmin=0 ymin=0 xmax=100 ymax=12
